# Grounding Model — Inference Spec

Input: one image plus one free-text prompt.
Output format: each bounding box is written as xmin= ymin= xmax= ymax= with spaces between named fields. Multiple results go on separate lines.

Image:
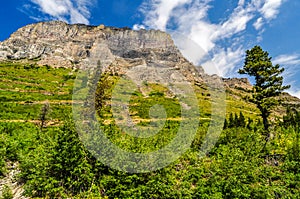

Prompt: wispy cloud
xmin=211 ymin=47 xmax=245 ymax=76
xmin=260 ymin=0 xmax=284 ymax=20
xmin=273 ymin=54 xmax=300 ymax=83
xmin=253 ymin=17 xmax=264 ymax=30
xmin=136 ymin=0 xmax=286 ymax=76
xmin=273 ymin=54 xmax=300 ymax=66
xmin=253 ymin=0 xmax=285 ymax=31
xmin=273 ymin=54 xmax=300 ymax=98
xmin=22 ymin=0 xmax=95 ymax=24
xmin=140 ymin=0 xmax=194 ymax=30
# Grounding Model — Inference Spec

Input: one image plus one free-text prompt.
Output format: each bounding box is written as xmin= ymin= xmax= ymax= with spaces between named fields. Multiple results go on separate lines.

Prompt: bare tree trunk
xmin=40 ymin=101 xmax=50 ymax=131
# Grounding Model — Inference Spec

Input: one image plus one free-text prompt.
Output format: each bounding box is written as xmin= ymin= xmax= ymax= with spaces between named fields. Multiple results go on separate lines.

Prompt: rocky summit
xmin=0 ymin=21 xmax=204 ymax=84
xmin=0 ymin=21 xmax=246 ymax=87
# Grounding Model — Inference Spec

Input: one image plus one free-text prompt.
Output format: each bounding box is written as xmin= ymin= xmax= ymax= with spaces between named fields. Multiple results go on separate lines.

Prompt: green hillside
xmin=0 ymin=61 xmax=299 ymax=198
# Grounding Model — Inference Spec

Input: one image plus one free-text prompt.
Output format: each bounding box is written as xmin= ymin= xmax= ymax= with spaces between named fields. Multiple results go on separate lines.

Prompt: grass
xmin=0 ymin=61 xmax=261 ymax=127
xmin=0 ymin=62 xmax=73 ymax=95
xmin=0 ymin=62 xmax=74 ymax=124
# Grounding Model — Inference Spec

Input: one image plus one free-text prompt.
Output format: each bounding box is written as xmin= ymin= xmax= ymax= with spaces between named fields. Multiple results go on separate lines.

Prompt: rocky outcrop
xmin=1 ymin=21 xmax=171 ymax=66
xmin=223 ymin=77 xmax=300 ymax=111
xmin=0 ymin=162 xmax=28 ymax=199
xmin=223 ymin=77 xmax=252 ymax=91
xmin=0 ymin=21 xmax=204 ymax=85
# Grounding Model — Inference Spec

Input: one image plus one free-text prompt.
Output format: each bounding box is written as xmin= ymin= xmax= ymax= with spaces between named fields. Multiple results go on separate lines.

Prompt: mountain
xmin=0 ymin=21 xmax=299 ymax=114
xmin=0 ymin=21 xmax=203 ymax=84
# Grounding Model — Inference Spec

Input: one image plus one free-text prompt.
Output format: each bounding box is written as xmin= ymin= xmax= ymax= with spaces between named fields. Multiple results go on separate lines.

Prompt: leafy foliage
xmin=18 ymin=119 xmax=96 ymax=198
xmin=0 ymin=61 xmax=299 ymax=198
xmin=0 ymin=185 xmax=13 ymax=199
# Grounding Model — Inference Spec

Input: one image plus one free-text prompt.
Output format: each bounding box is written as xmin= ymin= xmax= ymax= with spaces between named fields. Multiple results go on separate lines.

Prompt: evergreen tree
xmin=229 ymin=113 xmax=234 ymax=128
xmin=234 ymin=113 xmax=239 ymax=127
xmin=246 ymin=117 xmax=253 ymax=130
xmin=45 ymin=118 xmax=95 ymax=196
xmin=238 ymin=46 xmax=290 ymax=131
xmin=223 ymin=118 xmax=228 ymax=129
xmin=238 ymin=112 xmax=246 ymax=127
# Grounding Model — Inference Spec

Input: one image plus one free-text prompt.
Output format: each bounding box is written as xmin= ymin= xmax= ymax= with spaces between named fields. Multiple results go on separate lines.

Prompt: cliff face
xmin=0 ymin=21 xmax=173 ymax=66
xmin=0 ymin=21 xmax=203 ymax=84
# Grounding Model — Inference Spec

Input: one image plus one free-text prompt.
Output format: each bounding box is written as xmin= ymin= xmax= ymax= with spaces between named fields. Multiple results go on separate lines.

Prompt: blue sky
xmin=0 ymin=0 xmax=300 ymax=97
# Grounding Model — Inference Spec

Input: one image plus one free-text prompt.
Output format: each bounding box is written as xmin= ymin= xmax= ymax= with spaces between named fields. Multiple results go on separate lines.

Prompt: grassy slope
xmin=0 ymin=61 xmax=262 ymax=158
xmin=2 ymin=61 xmax=299 ymax=198
xmin=0 ymin=61 xmax=260 ymax=125
xmin=0 ymin=62 xmax=74 ymax=124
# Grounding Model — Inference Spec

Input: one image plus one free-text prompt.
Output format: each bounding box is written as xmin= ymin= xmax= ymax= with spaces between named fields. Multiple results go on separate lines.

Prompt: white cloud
xmin=238 ymin=0 xmax=245 ymax=6
xmin=273 ymin=54 xmax=300 ymax=66
xmin=169 ymin=0 xmax=215 ymax=52
xmin=31 ymin=0 xmax=69 ymax=17
xmin=253 ymin=0 xmax=284 ymax=29
xmin=187 ymin=22 xmax=217 ymax=52
xmin=253 ymin=17 xmax=264 ymax=30
xmin=211 ymin=47 xmax=245 ymax=76
xmin=170 ymin=31 xmax=209 ymax=66
xmin=273 ymin=54 xmax=300 ymax=99
xmin=133 ymin=24 xmax=146 ymax=30
xmin=260 ymin=0 xmax=284 ymax=20
xmin=69 ymin=8 xmax=89 ymax=24
xmin=215 ymin=3 xmax=256 ymax=40
xmin=25 ymin=0 xmax=95 ymax=24
xmin=138 ymin=0 xmax=286 ymax=76
xmin=140 ymin=0 xmax=193 ymax=30
xmin=273 ymin=54 xmax=300 ymax=79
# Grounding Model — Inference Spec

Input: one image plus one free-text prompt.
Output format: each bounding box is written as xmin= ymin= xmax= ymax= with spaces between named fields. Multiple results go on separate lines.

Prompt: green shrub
xmin=1 ymin=185 xmax=13 ymax=199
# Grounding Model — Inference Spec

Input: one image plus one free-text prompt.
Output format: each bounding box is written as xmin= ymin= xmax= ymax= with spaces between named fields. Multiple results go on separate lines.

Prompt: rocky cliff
xmin=0 ymin=21 xmax=203 ymax=84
